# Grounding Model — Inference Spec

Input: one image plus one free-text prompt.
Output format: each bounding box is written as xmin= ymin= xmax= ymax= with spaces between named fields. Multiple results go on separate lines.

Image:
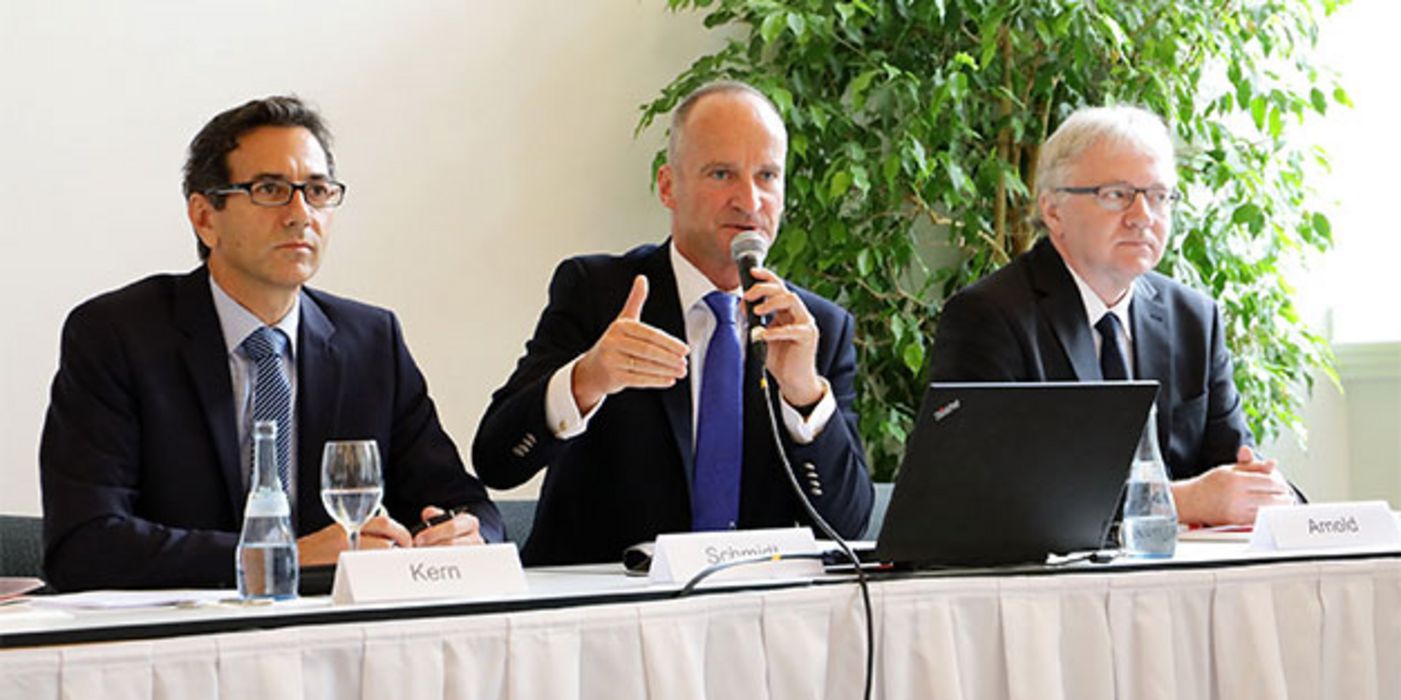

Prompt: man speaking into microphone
xmin=473 ymin=81 xmax=873 ymax=566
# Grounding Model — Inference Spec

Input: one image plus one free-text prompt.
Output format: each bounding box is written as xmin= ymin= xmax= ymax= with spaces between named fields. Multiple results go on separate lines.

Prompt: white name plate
xmin=1248 ymin=501 xmax=1401 ymax=552
xmin=331 ymin=543 xmax=527 ymax=605
xmin=649 ymin=527 xmax=823 ymax=585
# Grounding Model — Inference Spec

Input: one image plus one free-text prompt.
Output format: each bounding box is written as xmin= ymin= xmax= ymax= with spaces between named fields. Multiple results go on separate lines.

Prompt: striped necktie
xmin=241 ymin=326 xmax=293 ymax=491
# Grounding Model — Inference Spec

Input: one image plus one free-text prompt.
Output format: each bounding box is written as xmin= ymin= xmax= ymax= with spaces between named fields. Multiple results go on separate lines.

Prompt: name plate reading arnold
xmin=649 ymin=527 xmax=822 ymax=585
xmin=1248 ymin=501 xmax=1401 ymax=552
xmin=331 ymin=543 xmax=527 ymax=605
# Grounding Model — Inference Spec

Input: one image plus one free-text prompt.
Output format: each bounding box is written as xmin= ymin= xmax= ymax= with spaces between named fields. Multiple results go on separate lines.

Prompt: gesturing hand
xmin=571 ymin=275 xmax=689 ymax=413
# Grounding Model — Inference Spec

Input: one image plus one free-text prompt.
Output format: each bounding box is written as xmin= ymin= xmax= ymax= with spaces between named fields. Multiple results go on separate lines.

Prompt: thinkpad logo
xmin=933 ymin=399 xmax=961 ymax=422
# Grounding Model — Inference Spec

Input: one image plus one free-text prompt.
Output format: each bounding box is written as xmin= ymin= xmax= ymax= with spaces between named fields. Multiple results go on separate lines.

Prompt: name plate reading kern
xmin=1248 ymin=501 xmax=1401 ymax=552
xmin=331 ymin=543 xmax=527 ymax=605
xmin=649 ymin=527 xmax=823 ymax=585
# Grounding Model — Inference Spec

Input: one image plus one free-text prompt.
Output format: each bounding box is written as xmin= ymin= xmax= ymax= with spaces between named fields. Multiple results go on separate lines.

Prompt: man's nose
xmin=1123 ymin=190 xmax=1155 ymax=227
xmin=282 ymin=187 xmax=313 ymax=227
xmin=730 ymin=178 xmax=761 ymax=212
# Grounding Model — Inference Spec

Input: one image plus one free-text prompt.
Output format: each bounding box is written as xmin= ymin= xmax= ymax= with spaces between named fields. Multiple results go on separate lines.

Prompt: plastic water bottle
xmin=236 ymin=420 xmax=299 ymax=599
xmin=1120 ymin=404 xmax=1178 ymax=558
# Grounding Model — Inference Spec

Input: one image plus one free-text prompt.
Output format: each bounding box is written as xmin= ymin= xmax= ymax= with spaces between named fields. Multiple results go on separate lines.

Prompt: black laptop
xmin=875 ymin=381 xmax=1158 ymax=567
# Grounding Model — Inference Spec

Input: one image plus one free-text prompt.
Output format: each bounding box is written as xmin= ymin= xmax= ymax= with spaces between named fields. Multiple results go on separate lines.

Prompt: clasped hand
xmin=1173 ymin=446 xmax=1296 ymax=526
xmin=296 ymin=506 xmax=483 ymax=566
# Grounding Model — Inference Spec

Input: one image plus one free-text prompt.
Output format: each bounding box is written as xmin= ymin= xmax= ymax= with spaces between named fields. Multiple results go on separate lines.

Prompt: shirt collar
xmin=1062 ymin=259 xmax=1134 ymax=340
xmin=209 ymin=274 xmax=301 ymax=358
xmin=669 ymin=241 xmax=739 ymax=314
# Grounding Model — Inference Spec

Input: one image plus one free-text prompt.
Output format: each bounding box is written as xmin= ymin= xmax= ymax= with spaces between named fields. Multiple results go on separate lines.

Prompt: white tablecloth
xmin=3 ymin=557 xmax=1398 ymax=699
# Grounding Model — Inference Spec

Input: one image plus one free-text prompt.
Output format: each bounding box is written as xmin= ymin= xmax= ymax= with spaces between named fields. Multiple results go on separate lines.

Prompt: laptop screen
xmin=876 ymin=381 xmax=1158 ymax=567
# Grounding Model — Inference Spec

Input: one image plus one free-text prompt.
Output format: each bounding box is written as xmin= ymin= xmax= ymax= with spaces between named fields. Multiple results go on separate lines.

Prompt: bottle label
xmin=244 ymin=489 xmax=291 ymax=518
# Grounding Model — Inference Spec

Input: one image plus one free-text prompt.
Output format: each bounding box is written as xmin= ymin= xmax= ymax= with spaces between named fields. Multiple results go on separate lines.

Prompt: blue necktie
xmin=241 ymin=327 xmax=293 ymax=492
xmin=692 ymin=291 xmax=743 ymax=531
xmin=1096 ymin=313 xmax=1129 ymax=380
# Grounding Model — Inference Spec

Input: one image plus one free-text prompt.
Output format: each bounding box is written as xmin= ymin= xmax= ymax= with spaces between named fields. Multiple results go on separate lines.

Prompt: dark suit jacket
xmin=40 ymin=266 xmax=501 ymax=591
xmin=928 ymin=237 xmax=1253 ymax=480
xmin=472 ymin=242 xmax=873 ymax=566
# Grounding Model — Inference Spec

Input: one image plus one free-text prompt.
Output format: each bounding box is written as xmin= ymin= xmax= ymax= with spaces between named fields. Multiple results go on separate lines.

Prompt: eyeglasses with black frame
xmin=206 ymin=177 xmax=347 ymax=209
xmin=1055 ymin=184 xmax=1181 ymax=213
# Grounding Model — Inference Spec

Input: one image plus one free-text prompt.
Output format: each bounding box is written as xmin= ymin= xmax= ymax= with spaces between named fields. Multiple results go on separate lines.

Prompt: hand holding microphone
xmin=731 ymin=231 xmax=772 ymax=354
xmin=730 ymin=231 xmax=825 ymax=408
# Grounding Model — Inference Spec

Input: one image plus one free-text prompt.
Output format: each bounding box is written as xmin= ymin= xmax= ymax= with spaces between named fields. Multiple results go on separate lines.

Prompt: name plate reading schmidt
xmin=649 ymin=527 xmax=822 ymax=585
xmin=1249 ymin=501 xmax=1401 ymax=552
xmin=331 ymin=543 xmax=527 ymax=605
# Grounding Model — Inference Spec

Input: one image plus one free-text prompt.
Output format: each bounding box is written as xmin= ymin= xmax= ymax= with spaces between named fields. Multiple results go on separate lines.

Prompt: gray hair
xmin=667 ymin=80 xmax=785 ymax=166
xmin=1034 ymin=105 xmax=1177 ymax=215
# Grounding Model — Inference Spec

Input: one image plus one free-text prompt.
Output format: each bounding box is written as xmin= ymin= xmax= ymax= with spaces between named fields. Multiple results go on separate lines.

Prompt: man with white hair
xmin=928 ymin=104 xmax=1296 ymax=526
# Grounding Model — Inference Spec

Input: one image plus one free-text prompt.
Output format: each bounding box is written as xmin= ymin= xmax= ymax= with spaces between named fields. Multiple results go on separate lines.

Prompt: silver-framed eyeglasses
xmin=206 ymin=177 xmax=347 ymax=209
xmin=1056 ymin=184 xmax=1181 ymax=213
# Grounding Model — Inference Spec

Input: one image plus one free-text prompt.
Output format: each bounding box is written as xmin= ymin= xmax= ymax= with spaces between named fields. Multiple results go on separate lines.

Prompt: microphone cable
xmin=674 ymin=370 xmax=876 ymax=700
xmin=757 ymin=370 xmax=875 ymax=700
xmin=678 ymin=551 xmax=827 ymax=596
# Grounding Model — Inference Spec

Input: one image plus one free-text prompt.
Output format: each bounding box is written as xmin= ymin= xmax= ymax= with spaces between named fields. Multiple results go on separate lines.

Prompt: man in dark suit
xmin=40 ymin=96 xmax=501 ymax=591
xmin=472 ymin=82 xmax=873 ymax=565
xmin=929 ymin=105 xmax=1296 ymax=526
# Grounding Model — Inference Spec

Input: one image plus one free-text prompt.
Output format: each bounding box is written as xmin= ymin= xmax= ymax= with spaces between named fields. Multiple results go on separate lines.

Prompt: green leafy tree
xmin=641 ymin=0 xmax=1347 ymax=480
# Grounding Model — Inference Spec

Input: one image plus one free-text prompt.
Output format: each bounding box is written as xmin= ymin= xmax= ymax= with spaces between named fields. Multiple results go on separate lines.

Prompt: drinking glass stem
xmin=348 ymin=527 xmax=361 ymax=552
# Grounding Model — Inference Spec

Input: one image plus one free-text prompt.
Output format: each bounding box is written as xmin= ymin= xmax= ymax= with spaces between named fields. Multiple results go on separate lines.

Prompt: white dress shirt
xmin=544 ymin=244 xmax=836 ymax=446
xmin=1063 ymin=262 xmax=1136 ymax=378
xmin=209 ymin=276 xmax=300 ymax=494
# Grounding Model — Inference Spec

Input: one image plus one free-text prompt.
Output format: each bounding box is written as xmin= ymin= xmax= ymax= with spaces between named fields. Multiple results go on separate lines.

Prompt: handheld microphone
xmin=729 ymin=230 xmax=770 ymax=351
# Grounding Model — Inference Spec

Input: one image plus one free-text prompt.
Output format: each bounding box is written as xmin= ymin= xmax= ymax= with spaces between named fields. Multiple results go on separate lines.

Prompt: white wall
xmin=0 ymin=1 xmax=725 ymax=514
xmin=1260 ymin=1 xmax=1401 ymax=508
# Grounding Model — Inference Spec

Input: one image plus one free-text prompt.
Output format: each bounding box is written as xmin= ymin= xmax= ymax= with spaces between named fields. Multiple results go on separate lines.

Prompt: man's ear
xmin=657 ymin=163 xmax=676 ymax=211
xmin=188 ymin=193 xmax=219 ymax=253
xmin=1039 ymin=191 xmax=1064 ymax=241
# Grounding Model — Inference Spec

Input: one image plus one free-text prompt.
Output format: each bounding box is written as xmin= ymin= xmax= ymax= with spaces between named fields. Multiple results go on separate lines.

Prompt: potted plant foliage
xmin=641 ymin=0 xmax=1348 ymax=479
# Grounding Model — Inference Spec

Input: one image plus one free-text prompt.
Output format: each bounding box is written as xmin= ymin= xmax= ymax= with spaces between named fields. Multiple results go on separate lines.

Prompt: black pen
xmin=409 ymin=506 xmax=473 ymax=535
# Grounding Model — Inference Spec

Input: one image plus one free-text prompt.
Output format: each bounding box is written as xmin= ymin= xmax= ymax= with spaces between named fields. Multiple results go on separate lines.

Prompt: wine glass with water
xmin=320 ymin=440 xmax=384 ymax=551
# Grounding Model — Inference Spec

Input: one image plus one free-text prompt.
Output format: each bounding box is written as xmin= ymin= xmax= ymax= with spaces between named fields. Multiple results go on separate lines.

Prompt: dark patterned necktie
xmin=241 ymin=326 xmax=292 ymax=491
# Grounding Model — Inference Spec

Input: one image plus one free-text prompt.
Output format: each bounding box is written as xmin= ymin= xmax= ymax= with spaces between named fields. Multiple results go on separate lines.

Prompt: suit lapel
xmin=641 ymin=244 xmax=695 ymax=489
xmin=174 ymin=267 xmax=244 ymax=519
xmin=1028 ymin=239 xmax=1100 ymax=380
xmin=1130 ymin=276 xmax=1174 ymax=458
xmin=295 ymin=290 xmax=340 ymax=524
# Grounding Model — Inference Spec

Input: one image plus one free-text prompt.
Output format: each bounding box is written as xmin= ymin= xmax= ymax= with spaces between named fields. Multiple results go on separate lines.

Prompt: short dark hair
xmin=183 ymin=95 xmax=336 ymax=260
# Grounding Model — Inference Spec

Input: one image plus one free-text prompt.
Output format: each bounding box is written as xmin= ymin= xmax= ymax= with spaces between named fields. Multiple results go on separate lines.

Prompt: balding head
xmin=657 ymin=81 xmax=788 ymax=289
xmin=667 ymin=81 xmax=786 ymax=168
